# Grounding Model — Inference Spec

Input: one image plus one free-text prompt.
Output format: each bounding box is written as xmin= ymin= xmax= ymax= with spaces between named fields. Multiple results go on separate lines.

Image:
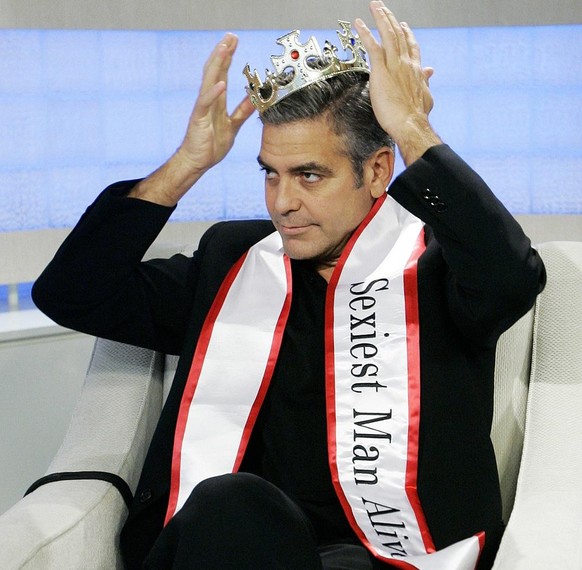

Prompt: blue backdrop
xmin=0 ymin=25 xmax=581 ymax=233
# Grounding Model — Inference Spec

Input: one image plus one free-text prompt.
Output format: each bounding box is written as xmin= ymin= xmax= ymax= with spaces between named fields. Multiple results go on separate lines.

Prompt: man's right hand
xmin=129 ymin=33 xmax=255 ymax=206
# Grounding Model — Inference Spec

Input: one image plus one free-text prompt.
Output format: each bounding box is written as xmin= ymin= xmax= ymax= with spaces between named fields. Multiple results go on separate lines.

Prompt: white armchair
xmin=0 ymin=241 xmax=580 ymax=570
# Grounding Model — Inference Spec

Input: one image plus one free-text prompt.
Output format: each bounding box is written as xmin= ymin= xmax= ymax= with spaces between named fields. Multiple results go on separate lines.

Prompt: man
xmin=33 ymin=2 xmax=545 ymax=569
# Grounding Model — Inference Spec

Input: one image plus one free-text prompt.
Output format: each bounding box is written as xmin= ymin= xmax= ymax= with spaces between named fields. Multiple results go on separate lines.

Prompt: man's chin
xmin=283 ymin=249 xmax=312 ymax=261
xmin=281 ymin=242 xmax=318 ymax=261
xmin=281 ymin=243 xmax=327 ymax=266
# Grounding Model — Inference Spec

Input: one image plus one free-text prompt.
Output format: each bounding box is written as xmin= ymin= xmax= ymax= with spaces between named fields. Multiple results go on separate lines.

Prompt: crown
xmin=243 ymin=21 xmax=369 ymax=114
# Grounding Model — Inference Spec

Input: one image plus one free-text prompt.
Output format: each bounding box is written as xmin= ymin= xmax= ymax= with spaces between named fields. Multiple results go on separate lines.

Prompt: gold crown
xmin=243 ymin=21 xmax=369 ymax=114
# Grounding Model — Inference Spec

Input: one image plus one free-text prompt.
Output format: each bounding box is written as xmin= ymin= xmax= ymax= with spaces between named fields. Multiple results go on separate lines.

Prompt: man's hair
xmin=259 ymin=70 xmax=394 ymax=186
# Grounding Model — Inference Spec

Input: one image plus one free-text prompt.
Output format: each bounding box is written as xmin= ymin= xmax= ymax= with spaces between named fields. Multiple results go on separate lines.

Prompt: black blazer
xmin=33 ymin=145 xmax=545 ymax=569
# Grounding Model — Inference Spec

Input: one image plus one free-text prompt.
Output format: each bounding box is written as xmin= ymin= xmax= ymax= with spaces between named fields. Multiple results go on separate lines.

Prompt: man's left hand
xmin=355 ymin=1 xmax=442 ymax=165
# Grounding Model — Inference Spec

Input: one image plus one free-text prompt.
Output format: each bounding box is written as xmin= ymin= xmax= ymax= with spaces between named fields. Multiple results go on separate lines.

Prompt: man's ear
xmin=364 ymin=147 xmax=395 ymax=199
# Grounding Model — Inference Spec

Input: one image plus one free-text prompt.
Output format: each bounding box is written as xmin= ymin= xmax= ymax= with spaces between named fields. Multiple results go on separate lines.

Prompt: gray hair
xmin=260 ymin=71 xmax=394 ymax=186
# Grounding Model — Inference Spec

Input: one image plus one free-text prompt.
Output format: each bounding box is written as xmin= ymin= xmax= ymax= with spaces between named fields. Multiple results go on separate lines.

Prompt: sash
xmin=166 ymin=193 xmax=484 ymax=570
xmin=325 ymin=194 xmax=484 ymax=568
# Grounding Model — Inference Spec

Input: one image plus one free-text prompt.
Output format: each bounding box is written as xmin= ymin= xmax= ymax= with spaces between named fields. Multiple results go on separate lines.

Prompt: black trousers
xmin=143 ymin=473 xmax=388 ymax=569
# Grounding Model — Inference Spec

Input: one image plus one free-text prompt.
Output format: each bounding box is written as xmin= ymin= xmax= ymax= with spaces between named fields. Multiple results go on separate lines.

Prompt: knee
xmin=194 ymin=472 xmax=267 ymax=496
xmin=183 ymin=472 xmax=268 ymax=511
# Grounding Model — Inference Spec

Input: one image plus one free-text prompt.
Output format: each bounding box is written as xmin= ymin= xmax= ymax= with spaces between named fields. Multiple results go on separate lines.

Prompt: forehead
xmin=259 ymin=117 xmax=349 ymax=167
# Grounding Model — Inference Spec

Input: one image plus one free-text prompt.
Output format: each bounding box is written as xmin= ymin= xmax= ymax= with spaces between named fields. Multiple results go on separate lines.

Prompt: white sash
xmin=165 ymin=233 xmax=292 ymax=522
xmin=166 ymin=193 xmax=484 ymax=569
xmin=325 ymin=194 xmax=483 ymax=568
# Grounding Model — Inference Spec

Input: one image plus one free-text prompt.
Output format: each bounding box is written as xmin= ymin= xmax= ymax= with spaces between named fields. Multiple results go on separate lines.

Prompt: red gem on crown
xmin=290 ymin=49 xmax=300 ymax=60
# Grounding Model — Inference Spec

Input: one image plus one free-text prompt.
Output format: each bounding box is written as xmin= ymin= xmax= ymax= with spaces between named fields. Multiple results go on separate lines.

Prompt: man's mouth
xmin=278 ymin=223 xmax=313 ymax=236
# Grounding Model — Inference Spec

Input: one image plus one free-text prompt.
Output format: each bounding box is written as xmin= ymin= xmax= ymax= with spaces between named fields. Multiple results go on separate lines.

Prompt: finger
xmin=198 ymin=34 xmax=239 ymax=123
xmin=230 ymin=95 xmax=256 ymax=133
xmin=401 ymin=21 xmax=421 ymax=64
xmin=354 ymin=18 xmax=385 ymax=67
xmin=192 ymin=80 xmax=227 ymax=120
xmin=369 ymin=1 xmax=408 ymax=58
xmin=200 ymin=33 xmax=238 ymax=94
xmin=202 ymin=33 xmax=237 ymax=71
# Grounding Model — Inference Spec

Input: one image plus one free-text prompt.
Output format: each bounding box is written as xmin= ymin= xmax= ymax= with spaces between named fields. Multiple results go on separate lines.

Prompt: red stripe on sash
xmin=402 ymin=229 xmax=434 ymax=553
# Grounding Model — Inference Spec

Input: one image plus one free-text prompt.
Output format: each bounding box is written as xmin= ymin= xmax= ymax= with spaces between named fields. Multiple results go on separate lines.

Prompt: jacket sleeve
xmin=388 ymin=144 xmax=546 ymax=346
xmin=32 ymin=181 xmax=212 ymax=355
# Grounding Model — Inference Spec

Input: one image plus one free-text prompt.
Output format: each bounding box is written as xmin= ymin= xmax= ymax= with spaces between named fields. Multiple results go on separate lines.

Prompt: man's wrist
xmin=392 ymin=115 xmax=442 ymax=167
xmin=128 ymin=149 xmax=207 ymax=207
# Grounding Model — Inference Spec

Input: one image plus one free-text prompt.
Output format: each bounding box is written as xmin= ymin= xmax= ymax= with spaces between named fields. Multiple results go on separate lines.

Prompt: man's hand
xmin=130 ymin=33 xmax=255 ymax=206
xmin=178 ymin=33 xmax=255 ymax=178
xmin=355 ymin=1 xmax=441 ymax=165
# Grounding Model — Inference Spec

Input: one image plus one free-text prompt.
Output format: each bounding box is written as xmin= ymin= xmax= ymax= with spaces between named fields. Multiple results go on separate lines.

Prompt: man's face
xmin=259 ymin=116 xmax=380 ymax=279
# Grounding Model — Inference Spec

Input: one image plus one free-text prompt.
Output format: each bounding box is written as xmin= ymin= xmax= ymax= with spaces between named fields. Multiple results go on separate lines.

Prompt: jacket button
xmin=422 ymin=188 xmax=447 ymax=212
xmin=139 ymin=489 xmax=153 ymax=503
xmin=422 ymin=188 xmax=434 ymax=200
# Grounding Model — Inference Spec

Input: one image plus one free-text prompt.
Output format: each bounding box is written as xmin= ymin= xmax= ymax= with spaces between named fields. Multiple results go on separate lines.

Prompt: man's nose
xmin=274 ymin=178 xmax=301 ymax=214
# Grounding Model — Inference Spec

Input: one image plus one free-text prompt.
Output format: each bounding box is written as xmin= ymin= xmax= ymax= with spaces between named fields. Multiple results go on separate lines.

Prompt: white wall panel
xmin=0 ymin=324 xmax=94 ymax=514
xmin=1 ymin=0 xmax=581 ymax=29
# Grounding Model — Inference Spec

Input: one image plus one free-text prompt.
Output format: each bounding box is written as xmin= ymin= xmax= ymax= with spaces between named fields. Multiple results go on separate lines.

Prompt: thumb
xmin=230 ymin=95 xmax=256 ymax=131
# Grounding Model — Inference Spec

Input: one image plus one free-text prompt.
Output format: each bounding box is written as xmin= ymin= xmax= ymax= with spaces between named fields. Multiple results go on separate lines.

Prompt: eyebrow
xmin=257 ymin=156 xmax=334 ymax=177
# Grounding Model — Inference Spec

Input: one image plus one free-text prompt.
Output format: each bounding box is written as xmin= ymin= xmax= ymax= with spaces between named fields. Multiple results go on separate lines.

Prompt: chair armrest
xmin=493 ymin=241 xmax=582 ymax=569
xmin=0 ymin=338 xmax=165 ymax=569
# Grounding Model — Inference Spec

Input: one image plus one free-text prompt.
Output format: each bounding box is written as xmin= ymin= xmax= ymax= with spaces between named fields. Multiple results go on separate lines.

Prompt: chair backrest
xmin=491 ymin=240 xmax=582 ymax=523
xmin=492 ymin=303 xmax=534 ymax=522
xmin=163 ymin=354 xmax=180 ymax=405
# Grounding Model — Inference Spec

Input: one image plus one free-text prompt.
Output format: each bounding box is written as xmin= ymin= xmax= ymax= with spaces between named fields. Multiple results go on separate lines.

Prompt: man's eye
xmin=260 ymin=167 xmax=277 ymax=180
xmin=302 ymin=172 xmax=321 ymax=182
